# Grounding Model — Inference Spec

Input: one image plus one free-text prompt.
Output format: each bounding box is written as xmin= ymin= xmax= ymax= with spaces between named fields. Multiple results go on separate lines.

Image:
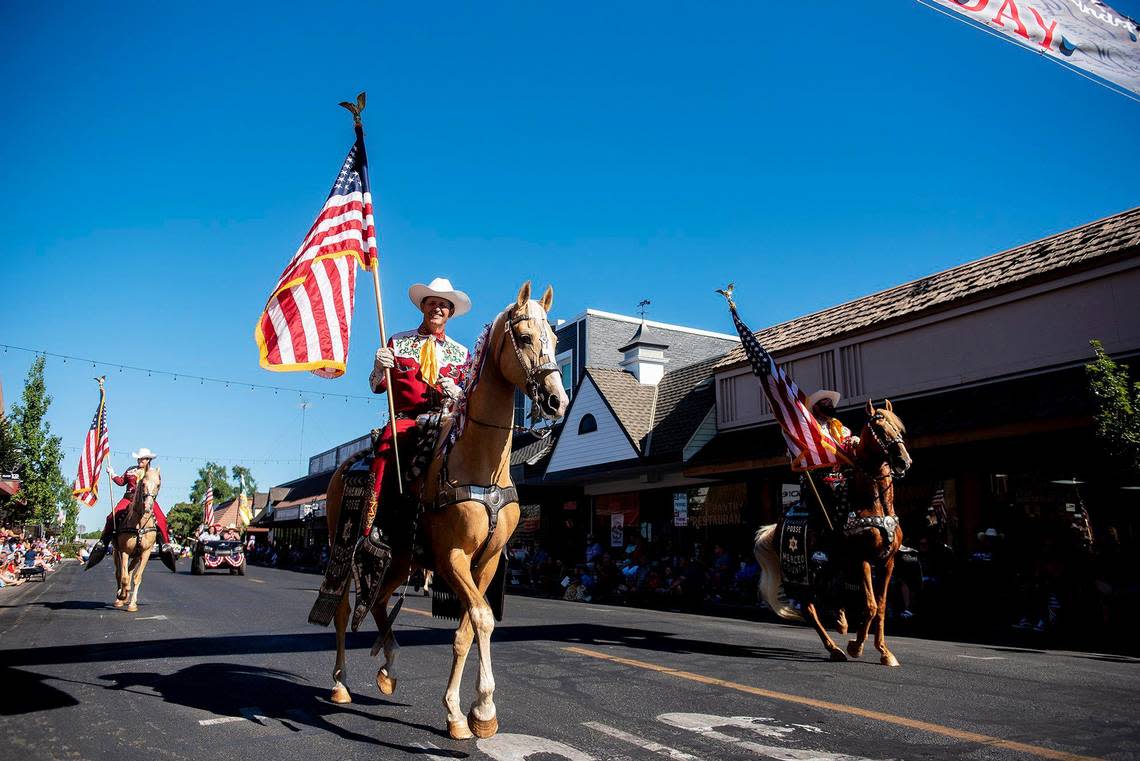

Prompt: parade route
xmin=1 ymin=563 xmax=1138 ymax=760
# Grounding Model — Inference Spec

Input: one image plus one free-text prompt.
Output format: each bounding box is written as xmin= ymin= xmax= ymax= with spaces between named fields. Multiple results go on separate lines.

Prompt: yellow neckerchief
xmin=417 ymin=329 xmax=445 ymax=385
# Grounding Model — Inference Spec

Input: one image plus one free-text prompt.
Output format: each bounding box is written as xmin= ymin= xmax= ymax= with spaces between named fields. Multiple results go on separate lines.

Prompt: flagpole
xmin=342 ymin=94 xmax=403 ymax=495
xmin=803 ymin=471 xmax=835 ymax=533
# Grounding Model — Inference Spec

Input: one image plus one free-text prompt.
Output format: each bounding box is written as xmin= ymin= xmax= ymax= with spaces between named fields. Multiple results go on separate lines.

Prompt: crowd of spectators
xmin=1 ymin=529 xmax=66 ymax=589
xmin=247 ymin=541 xmax=328 ymax=573
xmin=509 ymin=535 xmax=762 ymax=612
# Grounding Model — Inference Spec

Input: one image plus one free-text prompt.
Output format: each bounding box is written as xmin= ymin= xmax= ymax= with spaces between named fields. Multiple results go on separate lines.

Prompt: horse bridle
xmin=501 ymin=311 xmax=560 ymax=417
xmin=865 ymin=412 xmax=907 ymax=480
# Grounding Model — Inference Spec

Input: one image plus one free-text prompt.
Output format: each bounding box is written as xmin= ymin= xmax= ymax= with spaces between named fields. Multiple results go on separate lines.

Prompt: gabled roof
xmin=716 ymin=206 xmax=1140 ymax=368
xmin=584 ymin=367 xmax=658 ymax=453
xmin=574 ymin=358 xmax=719 ymax=461
xmin=647 ymin=356 xmax=719 ymax=456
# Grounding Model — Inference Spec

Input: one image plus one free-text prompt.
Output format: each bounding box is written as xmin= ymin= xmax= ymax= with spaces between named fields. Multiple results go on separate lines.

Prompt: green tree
xmin=8 ymin=358 xmax=73 ymax=532
xmin=231 ymin=465 xmax=258 ymax=496
xmin=188 ymin=462 xmax=236 ymax=505
xmin=166 ymin=501 xmax=202 ymax=539
xmin=1085 ymin=340 xmax=1140 ymax=480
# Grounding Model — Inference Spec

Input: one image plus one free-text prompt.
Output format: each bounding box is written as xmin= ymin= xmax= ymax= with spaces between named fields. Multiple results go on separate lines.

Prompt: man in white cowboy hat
xmin=356 ymin=277 xmax=472 ymax=580
xmin=86 ymin=448 xmax=177 ymax=572
xmin=806 ymin=389 xmax=855 ymax=445
xmin=801 ymin=390 xmax=859 ymax=525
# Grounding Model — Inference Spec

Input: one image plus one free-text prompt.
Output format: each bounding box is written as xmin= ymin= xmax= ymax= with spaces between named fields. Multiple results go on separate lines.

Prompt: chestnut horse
xmin=112 ymin=465 xmax=162 ymax=612
xmin=323 ymin=281 xmax=568 ymax=740
xmin=755 ymin=399 xmax=912 ymax=666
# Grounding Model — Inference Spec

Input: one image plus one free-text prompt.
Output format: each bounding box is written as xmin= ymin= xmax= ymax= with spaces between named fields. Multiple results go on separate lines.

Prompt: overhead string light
xmin=64 ymin=444 xmax=305 ymax=465
xmin=1 ymin=343 xmax=374 ymax=404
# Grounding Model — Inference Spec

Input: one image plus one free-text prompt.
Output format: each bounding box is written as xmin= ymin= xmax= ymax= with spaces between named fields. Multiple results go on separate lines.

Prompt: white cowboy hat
xmin=408 ymin=277 xmax=471 ymax=317
xmin=806 ymin=390 xmax=841 ymax=410
xmin=226 ymin=523 xmax=237 ymax=530
xmin=131 ymin=448 xmax=158 ymax=460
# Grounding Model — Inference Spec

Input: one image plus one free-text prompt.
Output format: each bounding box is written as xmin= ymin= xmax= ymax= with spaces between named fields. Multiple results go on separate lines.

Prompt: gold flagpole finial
xmin=338 ymin=91 xmax=367 ymax=127
xmin=715 ymin=282 xmax=736 ymax=310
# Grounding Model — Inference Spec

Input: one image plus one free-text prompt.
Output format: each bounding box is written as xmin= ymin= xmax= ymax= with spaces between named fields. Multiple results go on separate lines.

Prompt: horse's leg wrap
xmin=350 ymin=529 xmax=392 ymax=631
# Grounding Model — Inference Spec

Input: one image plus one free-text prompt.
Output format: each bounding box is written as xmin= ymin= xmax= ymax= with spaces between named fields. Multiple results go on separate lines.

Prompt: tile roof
xmin=578 ymin=357 xmax=721 ymax=460
xmin=716 ymin=206 xmax=1140 ymax=368
xmin=585 ymin=367 xmax=659 ymax=452
xmin=586 ymin=314 xmax=738 ymax=371
xmin=647 ymin=356 xmax=719 ymax=456
xmin=510 ymin=431 xmax=558 ymax=466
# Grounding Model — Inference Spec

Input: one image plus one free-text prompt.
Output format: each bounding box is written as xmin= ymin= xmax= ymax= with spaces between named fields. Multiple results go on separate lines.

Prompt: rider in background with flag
xmin=87 ymin=448 xmax=177 ymax=573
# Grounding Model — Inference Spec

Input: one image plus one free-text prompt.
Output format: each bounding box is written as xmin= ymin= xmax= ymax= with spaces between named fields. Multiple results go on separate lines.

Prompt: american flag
xmin=202 ymin=483 xmax=214 ymax=527
xmin=71 ymin=379 xmax=110 ymax=506
xmin=726 ymin=299 xmax=852 ymax=472
xmin=254 ymin=125 xmax=377 ymax=378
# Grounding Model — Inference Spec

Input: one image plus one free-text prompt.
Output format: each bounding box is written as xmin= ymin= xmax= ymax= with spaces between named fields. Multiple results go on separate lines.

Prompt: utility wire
xmin=63 ymin=445 xmax=304 ymax=466
xmin=0 ymin=343 xmax=377 ymax=403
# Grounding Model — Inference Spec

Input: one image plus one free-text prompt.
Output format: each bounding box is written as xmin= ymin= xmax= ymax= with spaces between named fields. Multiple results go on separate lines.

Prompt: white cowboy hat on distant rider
xmin=806 ymin=390 xmax=841 ymax=411
xmin=131 ymin=448 xmax=158 ymax=460
xmin=408 ymin=277 xmax=471 ymax=317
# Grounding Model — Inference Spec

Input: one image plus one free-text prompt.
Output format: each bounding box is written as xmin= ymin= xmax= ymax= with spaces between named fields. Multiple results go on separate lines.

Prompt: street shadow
xmin=99 ymin=663 xmax=465 ymax=756
xmin=2 ymin=621 xmax=819 ymax=668
xmin=0 ymin=667 xmax=81 ymax=715
xmin=33 ymin=600 xmax=111 ymax=611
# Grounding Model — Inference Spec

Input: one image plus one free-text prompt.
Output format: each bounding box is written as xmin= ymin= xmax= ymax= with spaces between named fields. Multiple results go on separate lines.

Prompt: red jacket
xmin=111 ymin=466 xmax=147 ymax=500
xmin=371 ymin=329 xmax=469 ymax=418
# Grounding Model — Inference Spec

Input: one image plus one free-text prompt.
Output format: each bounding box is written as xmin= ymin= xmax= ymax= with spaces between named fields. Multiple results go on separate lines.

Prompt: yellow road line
xmin=404 ymin=607 xmax=432 ymax=618
xmin=563 ymin=646 xmax=1103 ymax=761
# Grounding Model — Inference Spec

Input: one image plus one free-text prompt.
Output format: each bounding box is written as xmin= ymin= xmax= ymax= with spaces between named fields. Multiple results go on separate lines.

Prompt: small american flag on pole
xmin=72 ymin=378 xmax=110 ymax=506
xmin=721 ymin=288 xmax=852 ymax=472
xmin=203 ymin=483 xmax=215 ymax=527
xmin=254 ymin=124 xmax=377 ymax=378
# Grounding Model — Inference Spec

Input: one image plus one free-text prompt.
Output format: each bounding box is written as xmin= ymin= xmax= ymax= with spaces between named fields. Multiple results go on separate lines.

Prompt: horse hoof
xmin=846 ymin=641 xmax=863 ymax=659
xmin=829 ymin=649 xmax=848 ymax=662
xmin=330 ymin=685 xmax=352 ymax=704
xmin=376 ymin=671 xmax=397 ymax=696
xmin=468 ymin=710 xmax=498 ymax=739
xmin=448 ymin=719 xmax=474 ymax=740
xmin=126 ymin=604 xmax=138 ymax=612
xmin=112 ymin=600 xmax=124 ymax=608
xmin=881 ymin=653 xmax=900 ymax=667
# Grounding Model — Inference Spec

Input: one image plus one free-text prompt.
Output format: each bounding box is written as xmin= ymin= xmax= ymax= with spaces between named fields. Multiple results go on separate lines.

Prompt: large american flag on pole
xmin=724 ymin=296 xmax=852 ymax=472
xmin=254 ymin=125 xmax=377 ymax=378
xmin=72 ymin=378 xmax=110 ymax=506
xmin=202 ymin=483 xmax=215 ymax=527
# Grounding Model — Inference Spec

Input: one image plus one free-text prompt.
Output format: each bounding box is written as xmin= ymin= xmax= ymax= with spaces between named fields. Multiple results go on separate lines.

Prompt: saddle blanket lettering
xmin=308 ymin=453 xmax=374 ymax=626
xmin=780 ymin=517 xmax=810 ymax=587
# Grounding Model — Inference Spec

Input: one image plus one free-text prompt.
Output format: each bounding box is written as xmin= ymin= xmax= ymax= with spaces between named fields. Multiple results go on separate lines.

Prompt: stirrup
xmin=350 ymin=528 xmax=392 ymax=631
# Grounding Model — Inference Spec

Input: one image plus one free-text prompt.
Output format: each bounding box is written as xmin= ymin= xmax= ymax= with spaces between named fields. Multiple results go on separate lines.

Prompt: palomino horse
xmin=324 ymin=281 xmax=568 ymax=740
xmin=112 ymin=465 xmax=162 ymax=612
xmin=755 ymin=399 xmax=912 ymax=666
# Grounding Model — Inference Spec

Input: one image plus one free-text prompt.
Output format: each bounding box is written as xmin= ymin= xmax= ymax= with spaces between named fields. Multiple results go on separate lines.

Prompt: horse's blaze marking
xmin=563 ymin=647 xmax=1105 ymax=761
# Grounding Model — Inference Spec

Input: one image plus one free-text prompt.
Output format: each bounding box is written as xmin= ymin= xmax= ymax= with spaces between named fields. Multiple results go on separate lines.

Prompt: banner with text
xmin=928 ymin=0 xmax=1140 ymax=94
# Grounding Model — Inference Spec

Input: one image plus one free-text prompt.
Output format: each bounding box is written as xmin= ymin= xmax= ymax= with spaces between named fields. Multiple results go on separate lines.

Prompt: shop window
xmin=578 ymin=414 xmax=598 ymax=434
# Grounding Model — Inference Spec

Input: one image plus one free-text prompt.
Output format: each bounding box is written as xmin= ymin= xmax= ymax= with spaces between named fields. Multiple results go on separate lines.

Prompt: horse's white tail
xmin=753 ymin=524 xmax=803 ymax=622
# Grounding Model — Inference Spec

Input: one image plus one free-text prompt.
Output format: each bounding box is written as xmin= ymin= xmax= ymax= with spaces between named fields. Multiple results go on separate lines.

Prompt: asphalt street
xmin=2 ymin=561 xmax=1138 ymax=761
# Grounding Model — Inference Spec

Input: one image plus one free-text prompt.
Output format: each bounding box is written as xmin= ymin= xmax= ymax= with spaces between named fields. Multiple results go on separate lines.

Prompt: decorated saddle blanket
xmin=780 ymin=516 xmax=811 ymax=587
xmin=308 ymin=453 xmax=375 ymax=626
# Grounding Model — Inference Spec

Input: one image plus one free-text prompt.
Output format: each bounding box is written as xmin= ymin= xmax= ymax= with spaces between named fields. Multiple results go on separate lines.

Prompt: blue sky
xmin=2 ymin=2 xmax=1138 ymax=532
